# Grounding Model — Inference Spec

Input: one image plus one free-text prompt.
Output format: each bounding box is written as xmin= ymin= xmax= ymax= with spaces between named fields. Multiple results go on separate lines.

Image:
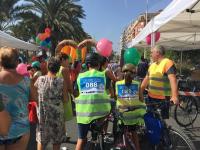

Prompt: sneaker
xmin=61 ymin=147 xmax=69 ymax=150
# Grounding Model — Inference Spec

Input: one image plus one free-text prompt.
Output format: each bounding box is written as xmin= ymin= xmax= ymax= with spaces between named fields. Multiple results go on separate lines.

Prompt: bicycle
xmin=145 ymin=101 xmax=196 ymax=150
xmin=111 ymin=106 xmax=145 ymax=150
xmin=84 ymin=117 xmax=108 ymax=150
xmin=174 ymin=78 xmax=199 ymax=127
xmin=111 ymin=102 xmax=196 ymax=150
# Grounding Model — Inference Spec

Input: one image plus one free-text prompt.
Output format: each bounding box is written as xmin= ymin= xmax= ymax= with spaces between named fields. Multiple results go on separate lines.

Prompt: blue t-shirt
xmin=0 ymin=77 xmax=30 ymax=139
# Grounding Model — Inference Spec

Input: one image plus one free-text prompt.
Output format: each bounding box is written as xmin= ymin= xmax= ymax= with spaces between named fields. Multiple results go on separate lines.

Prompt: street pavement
xmin=28 ymin=106 xmax=200 ymax=150
xmin=60 ymin=106 xmax=200 ymax=150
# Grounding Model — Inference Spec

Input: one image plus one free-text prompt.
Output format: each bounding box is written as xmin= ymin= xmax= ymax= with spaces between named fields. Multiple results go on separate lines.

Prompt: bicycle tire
xmin=84 ymin=141 xmax=95 ymax=150
xmin=174 ymin=96 xmax=198 ymax=127
xmin=98 ymin=134 xmax=105 ymax=150
xmin=157 ymin=127 xmax=196 ymax=150
xmin=124 ymin=131 xmax=136 ymax=150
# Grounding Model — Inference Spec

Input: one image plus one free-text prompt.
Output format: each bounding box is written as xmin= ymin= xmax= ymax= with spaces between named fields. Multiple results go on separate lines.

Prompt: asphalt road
xmin=60 ymin=106 xmax=200 ymax=150
xmin=27 ymin=106 xmax=200 ymax=150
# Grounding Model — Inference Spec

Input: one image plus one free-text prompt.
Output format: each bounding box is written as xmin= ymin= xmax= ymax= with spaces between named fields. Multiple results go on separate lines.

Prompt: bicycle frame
xmin=113 ymin=107 xmax=142 ymax=150
xmin=86 ymin=117 xmax=108 ymax=150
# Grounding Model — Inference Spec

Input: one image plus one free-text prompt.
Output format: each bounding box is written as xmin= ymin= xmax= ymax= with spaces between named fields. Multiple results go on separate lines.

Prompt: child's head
xmin=122 ymin=63 xmax=136 ymax=85
xmin=31 ymin=61 xmax=41 ymax=71
xmin=47 ymin=57 xmax=61 ymax=74
xmin=99 ymin=56 xmax=109 ymax=71
xmin=56 ymin=52 xmax=69 ymax=67
xmin=85 ymin=53 xmax=100 ymax=70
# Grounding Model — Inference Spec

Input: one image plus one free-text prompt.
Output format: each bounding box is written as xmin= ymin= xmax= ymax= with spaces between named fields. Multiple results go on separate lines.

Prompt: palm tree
xmin=14 ymin=0 xmax=89 ymax=55
xmin=0 ymin=0 xmax=19 ymax=31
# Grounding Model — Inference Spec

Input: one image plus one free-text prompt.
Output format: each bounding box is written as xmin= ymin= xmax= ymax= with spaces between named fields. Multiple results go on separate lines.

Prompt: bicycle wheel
xmin=124 ymin=131 xmax=137 ymax=150
xmin=97 ymin=134 xmax=105 ymax=150
xmin=84 ymin=141 xmax=95 ymax=150
xmin=85 ymin=140 xmax=104 ymax=150
xmin=174 ymin=96 xmax=198 ymax=127
xmin=159 ymin=127 xmax=196 ymax=150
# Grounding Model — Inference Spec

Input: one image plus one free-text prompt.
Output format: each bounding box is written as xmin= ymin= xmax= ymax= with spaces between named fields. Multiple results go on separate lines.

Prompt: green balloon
xmin=36 ymin=37 xmax=41 ymax=45
xmin=124 ymin=47 xmax=141 ymax=65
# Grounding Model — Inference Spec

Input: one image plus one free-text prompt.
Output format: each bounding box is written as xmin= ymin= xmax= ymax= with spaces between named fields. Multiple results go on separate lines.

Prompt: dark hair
xmin=85 ymin=53 xmax=100 ymax=68
xmin=47 ymin=57 xmax=61 ymax=74
xmin=73 ymin=60 xmax=79 ymax=69
xmin=141 ymin=56 xmax=145 ymax=61
xmin=27 ymin=65 xmax=32 ymax=71
xmin=100 ymin=56 xmax=109 ymax=66
xmin=0 ymin=47 xmax=19 ymax=69
xmin=56 ymin=53 xmax=69 ymax=62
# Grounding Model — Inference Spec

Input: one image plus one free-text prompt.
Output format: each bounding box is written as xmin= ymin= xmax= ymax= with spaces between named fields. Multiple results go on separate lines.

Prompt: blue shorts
xmin=77 ymin=116 xmax=108 ymax=139
xmin=77 ymin=123 xmax=91 ymax=139
xmin=146 ymin=96 xmax=170 ymax=119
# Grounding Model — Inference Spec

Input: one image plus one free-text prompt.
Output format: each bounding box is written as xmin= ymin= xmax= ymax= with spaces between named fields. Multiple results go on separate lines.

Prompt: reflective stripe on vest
xmin=75 ymin=99 xmax=110 ymax=104
xmin=122 ymin=114 xmax=143 ymax=120
xmin=149 ymin=77 xmax=169 ymax=82
xmin=117 ymin=105 xmax=146 ymax=110
xmin=76 ymin=111 xmax=109 ymax=117
xmin=76 ymin=69 xmax=111 ymax=124
xmin=148 ymin=85 xmax=171 ymax=91
xmin=148 ymin=58 xmax=171 ymax=97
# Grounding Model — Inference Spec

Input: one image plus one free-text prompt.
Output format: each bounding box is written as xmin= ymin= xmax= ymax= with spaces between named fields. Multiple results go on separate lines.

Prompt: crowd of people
xmin=0 ymin=44 xmax=179 ymax=150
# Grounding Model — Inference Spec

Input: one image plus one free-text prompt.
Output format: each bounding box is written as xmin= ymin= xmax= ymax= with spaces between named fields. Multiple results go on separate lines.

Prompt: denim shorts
xmin=77 ymin=123 xmax=91 ymax=139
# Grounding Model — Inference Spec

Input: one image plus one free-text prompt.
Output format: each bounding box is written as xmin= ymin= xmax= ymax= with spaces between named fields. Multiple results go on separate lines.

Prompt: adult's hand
xmin=170 ymin=96 xmax=179 ymax=105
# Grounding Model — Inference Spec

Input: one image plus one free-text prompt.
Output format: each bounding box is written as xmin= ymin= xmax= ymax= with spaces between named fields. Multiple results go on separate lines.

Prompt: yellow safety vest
xmin=148 ymin=58 xmax=172 ymax=99
xmin=116 ymin=80 xmax=146 ymax=125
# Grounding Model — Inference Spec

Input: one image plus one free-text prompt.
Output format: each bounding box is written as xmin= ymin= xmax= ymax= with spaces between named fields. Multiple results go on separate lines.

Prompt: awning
xmin=0 ymin=30 xmax=38 ymax=51
xmin=126 ymin=0 xmax=200 ymax=51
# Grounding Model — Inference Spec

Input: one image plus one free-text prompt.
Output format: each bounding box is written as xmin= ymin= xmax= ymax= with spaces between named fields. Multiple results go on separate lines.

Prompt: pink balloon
xmin=45 ymin=27 xmax=51 ymax=33
xmin=16 ymin=63 xmax=28 ymax=76
xmin=146 ymin=32 xmax=160 ymax=45
xmin=96 ymin=38 xmax=113 ymax=57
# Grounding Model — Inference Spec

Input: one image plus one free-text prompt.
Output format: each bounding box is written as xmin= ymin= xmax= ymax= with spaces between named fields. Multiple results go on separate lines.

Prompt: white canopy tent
xmin=0 ymin=30 xmax=38 ymax=51
xmin=126 ymin=0 xmax=200 ymax=51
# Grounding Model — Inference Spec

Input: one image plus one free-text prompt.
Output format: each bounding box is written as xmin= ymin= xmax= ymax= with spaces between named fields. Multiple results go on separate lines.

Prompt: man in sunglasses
xmin=115 ymin=63 xmax=146 ymax=150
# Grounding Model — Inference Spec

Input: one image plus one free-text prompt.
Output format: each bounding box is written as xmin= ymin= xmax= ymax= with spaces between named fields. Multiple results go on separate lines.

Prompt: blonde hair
xmin=0 ymin=47 xmax=19 ymax=69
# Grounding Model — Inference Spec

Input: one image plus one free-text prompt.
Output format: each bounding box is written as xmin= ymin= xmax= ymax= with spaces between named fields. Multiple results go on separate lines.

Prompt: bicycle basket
xmin=144 ymin=112 xmax=163 ymax=144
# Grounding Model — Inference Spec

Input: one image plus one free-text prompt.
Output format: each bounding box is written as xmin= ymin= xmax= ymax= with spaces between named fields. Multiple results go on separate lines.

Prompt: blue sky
xmin=77 ymin=0 xmax=171 ymax=52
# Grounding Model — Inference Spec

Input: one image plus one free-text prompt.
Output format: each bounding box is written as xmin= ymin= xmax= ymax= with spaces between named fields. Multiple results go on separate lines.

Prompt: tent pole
xmin=144 ymin=0 xmax=149 ymax=59
xmin=180 ymin=51 xmax=183 ymax=75
xmin=151 ymin=32 xmax=155 ymax=48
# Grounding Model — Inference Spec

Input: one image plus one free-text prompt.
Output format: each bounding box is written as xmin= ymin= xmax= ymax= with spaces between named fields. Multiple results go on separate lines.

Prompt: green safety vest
xmin=56 ymin=66 xmax=64 ymax=78
xmin=116 ymin=80 xmax=146 ymax=125
xmin=76 ymin=69 xmax=111 ymax=124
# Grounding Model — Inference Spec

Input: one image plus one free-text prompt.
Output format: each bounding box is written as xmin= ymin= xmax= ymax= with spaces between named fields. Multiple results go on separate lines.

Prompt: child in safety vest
xmin=75 ymin=53 xmax=111 ymax=150
xmin=115 ymin=63 xmax=146 ymax=150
